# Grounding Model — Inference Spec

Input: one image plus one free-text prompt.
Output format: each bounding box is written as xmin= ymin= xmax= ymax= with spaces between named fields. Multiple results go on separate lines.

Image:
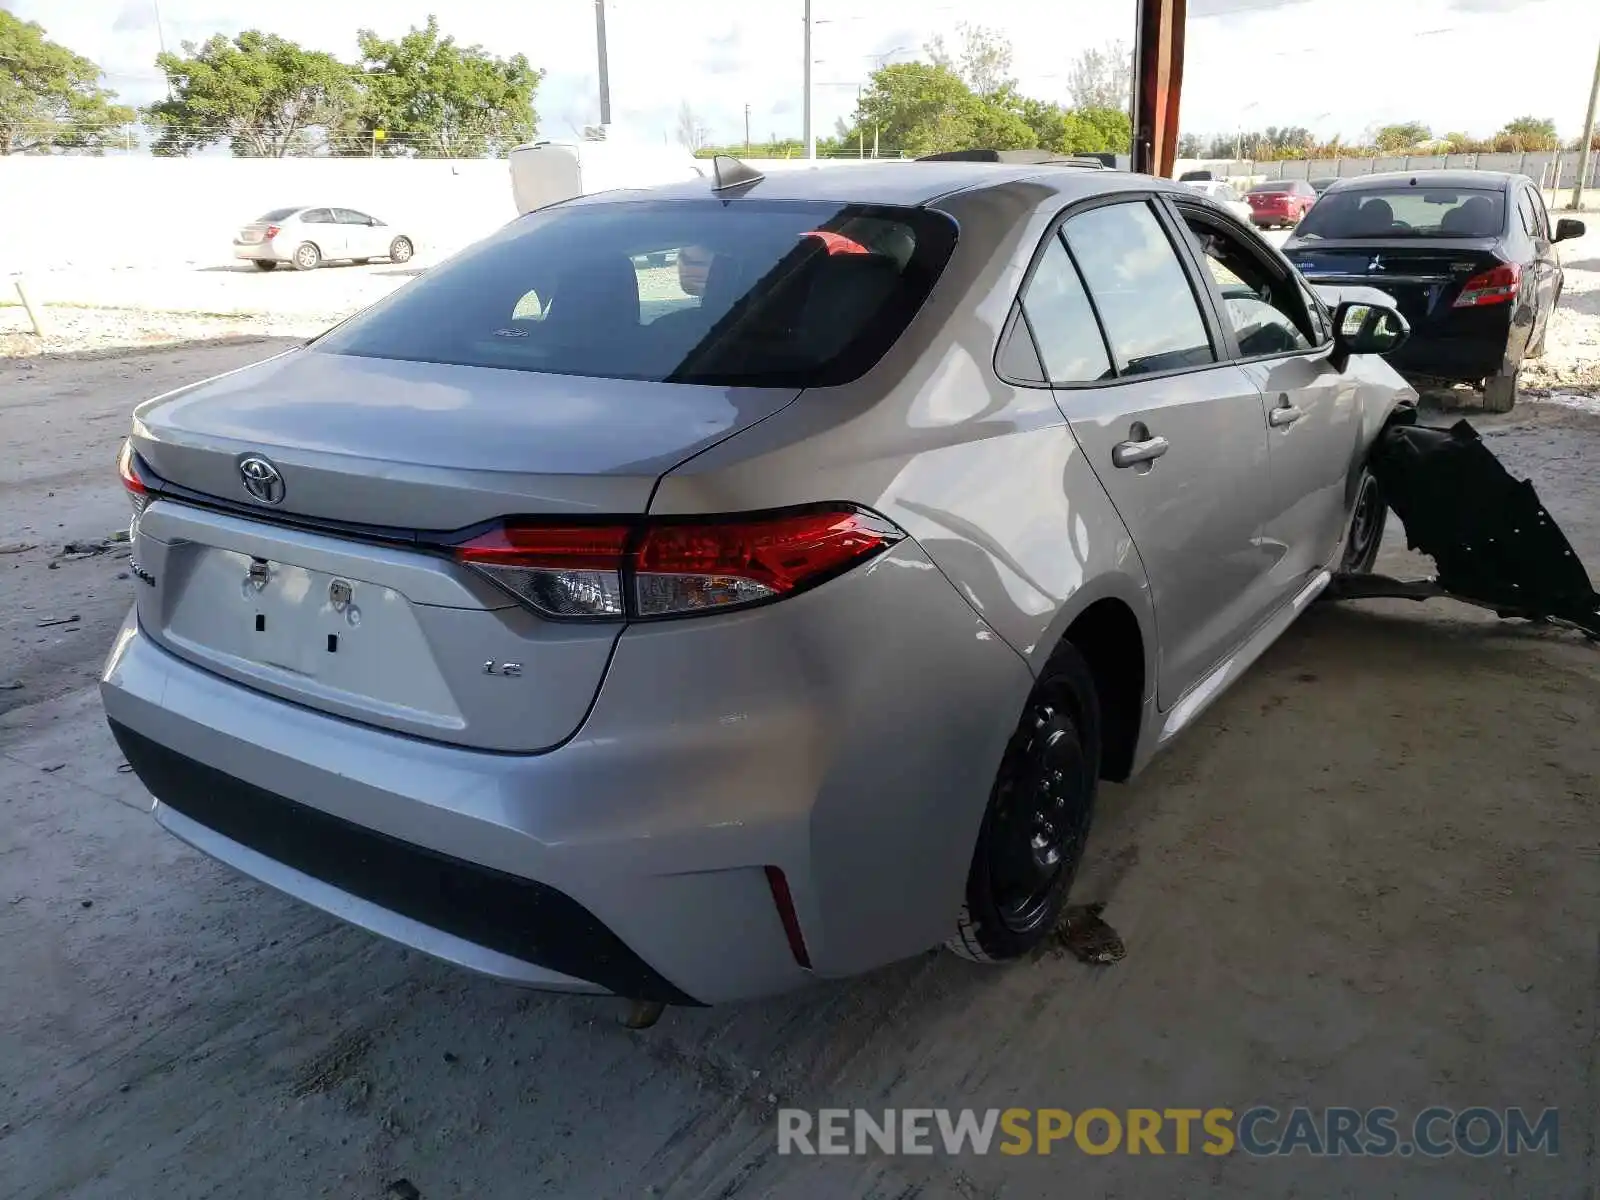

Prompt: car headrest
xmin=1441 ymin=196 xmax=1496 ymax=237
xmin=1352 ymin=198 xmax=1394 ymax=235
xmin=547 ymin=255 xmax=640 ymax=330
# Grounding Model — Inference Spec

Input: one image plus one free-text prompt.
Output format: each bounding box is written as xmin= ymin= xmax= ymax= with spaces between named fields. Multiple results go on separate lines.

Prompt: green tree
xmin=849 ymin=61 xmax=1040 ymax=158
xmin=353 ymin=16 xmax=542 ymax=158
xmin=1372 ymin=121 xmax=1432 ymax=154
xmin=0 ymin=12 xmax=134 ymax=155
xmin=145 ymin=31 xmax=358 ymax=157
xmin=1496 ymin=115 xmax=1559 ymax=151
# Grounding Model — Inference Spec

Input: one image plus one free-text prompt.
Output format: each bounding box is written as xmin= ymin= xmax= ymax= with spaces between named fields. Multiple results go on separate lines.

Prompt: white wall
xmin=0 ymin=158 xmax=519 ymax=272
xmin=0 ymin=155 xmax=929 ymax=274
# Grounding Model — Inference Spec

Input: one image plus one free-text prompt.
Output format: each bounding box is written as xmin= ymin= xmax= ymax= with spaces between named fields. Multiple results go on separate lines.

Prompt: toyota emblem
xmin=238 ymin=455 xmax=285 ymax=505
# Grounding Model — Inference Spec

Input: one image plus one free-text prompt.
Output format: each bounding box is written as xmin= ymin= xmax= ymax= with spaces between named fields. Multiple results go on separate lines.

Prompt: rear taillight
xmin=117 ymin=440 xmax=149 ymax=516
xmin=1453 ymin=263 xmax=1521 ymax=307
xmin=453 ymin=507 xmax=903 ymax=621
xmin=263 ymin=224 xmax=280 ymax=239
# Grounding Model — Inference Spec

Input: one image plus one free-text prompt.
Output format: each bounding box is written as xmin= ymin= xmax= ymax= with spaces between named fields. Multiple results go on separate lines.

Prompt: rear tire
xmin=1483 ymin=366 xmax=1519 ymax=413
xmin=251 ymin=260 xmax=278 ymax=271
xmin=1339 ymin=469 xmax=1387 ymax=575
xmin=292 ymin=242 xmax=321 ymax=271
xmin=352 ymin=257 xmax=371 ymax=265
xmin=389 ymin=236 xmax=414 ymax=264
xmin=947 ymin=644 xmax=1102 ymax=964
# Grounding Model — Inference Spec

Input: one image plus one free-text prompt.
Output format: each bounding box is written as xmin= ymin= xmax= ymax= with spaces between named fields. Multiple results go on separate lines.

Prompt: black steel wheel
xmin=1340 ymin=469 xmax=1387 ymax=575
xmin=949 ymin=643 xmax=1101 ymax=962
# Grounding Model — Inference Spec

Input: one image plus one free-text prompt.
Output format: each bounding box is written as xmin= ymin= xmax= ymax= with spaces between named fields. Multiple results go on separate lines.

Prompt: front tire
xmin=1483 ymin=365 xmax=1519 ymax=413
xmin=292 ymin=242 xmax=321 ymax=271
xmin=389 ymin=236 xmax=414 ymax=264
xmin=1340 ymin=469 xmax=1387 ymax=575
xmin=948 ymin=644 xmax=1102 ymax=963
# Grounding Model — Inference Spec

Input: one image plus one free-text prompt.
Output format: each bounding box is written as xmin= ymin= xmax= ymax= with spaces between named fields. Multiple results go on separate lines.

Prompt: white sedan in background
xmin=233 ymin=206 xmax=416 ymax=272
xmin=1180 ymin=180 xmax=1253 ymax=225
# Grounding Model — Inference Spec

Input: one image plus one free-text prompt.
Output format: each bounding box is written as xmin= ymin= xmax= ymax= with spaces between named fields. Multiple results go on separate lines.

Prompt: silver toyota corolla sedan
xmin=105 ymin=161 xmax=1412 ymax=1005
xmin=233 ymin=205 xmax=416 ymax=271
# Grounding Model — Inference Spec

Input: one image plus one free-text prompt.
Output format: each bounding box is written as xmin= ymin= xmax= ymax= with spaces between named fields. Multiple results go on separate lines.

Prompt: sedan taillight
xmin=453 ymin=507 xmax=904 ymax=621
xmin=117 ymin=440 xmax=150 ymax=516
xmin=1452 ymin=263 xmax=1521 ymax=308
xmin=263 ymin=224 xmax=280 ymax=239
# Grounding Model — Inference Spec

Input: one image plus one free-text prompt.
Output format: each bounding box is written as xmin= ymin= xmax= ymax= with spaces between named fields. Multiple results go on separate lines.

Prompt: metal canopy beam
xmin=1131 ymin=0 xmax=1186 ymax=177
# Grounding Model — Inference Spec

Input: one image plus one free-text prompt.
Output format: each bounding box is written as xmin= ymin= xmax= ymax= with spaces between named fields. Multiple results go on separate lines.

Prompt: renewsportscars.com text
xmin=777 ymin=1106 xmax=1559 ymax=1158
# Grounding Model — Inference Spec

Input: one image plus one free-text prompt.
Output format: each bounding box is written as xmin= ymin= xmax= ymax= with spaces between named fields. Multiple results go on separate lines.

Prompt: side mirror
xmin=1555 ymin=218 xmax=1585 ymax=243
xmin=1329 ymin=300 xmax=1409 ymax=372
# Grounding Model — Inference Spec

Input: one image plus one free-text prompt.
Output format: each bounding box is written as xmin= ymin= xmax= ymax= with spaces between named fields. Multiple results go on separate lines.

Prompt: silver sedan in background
xmin=233 ymin=205 xmax=416 ymax=271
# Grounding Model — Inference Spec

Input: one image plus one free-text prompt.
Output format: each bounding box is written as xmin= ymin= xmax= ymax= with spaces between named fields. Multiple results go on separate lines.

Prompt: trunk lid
xmin=132 ymin=346 xmax=801 ymax=529
xmin=128 ymin=346 xmax=801 ymax=751
xmin=1284 ymin=239 xmax=1505 ymax=328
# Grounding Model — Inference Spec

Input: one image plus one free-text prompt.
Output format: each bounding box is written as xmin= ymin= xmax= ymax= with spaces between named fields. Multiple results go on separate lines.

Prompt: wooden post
xmin=1131 ymin=0 xmax=1187 ymax=178
xmin=13 ymin=278 xmax=46 ymax=337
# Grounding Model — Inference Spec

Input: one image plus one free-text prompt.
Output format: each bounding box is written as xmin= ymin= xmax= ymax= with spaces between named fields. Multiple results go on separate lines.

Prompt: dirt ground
xmin=3 ymin=338 xmax=1600 ymax=1198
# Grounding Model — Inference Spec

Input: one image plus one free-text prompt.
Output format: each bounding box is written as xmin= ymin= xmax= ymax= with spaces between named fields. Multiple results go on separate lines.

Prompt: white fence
xmin=1174 ymin=151 xmax=1599 ymax=190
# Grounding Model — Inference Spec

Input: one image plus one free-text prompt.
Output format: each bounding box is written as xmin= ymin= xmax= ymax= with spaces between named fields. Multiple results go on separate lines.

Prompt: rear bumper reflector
xmin=764 ymin=865 xmax=812 ymax=969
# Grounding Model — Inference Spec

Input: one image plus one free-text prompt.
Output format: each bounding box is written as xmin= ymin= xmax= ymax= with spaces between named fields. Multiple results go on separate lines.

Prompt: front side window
xmin=1179 ymin=210 xmax=1315 ymax=357
xmin=314 ymin=200 xmax=956 ymax=387
xmin=1062 ymin=201 xmax=1214 ymax=377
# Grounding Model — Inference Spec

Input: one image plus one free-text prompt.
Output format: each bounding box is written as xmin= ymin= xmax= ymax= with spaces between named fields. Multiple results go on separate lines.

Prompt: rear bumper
xmin=233 ymin=241 xmax=291 ymax=262
xmin=1387 ymin=313 xmax=1518 ymax=383
xmin=100 ymin=536 xmax=1031 ymax=1003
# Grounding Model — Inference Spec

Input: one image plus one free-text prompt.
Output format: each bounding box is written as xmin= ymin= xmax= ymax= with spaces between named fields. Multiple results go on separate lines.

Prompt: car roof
xmin=1324 ymin=170 xmax=1521 ymax=193
xmin=564 ymin=160 xmax=1173 ymax=210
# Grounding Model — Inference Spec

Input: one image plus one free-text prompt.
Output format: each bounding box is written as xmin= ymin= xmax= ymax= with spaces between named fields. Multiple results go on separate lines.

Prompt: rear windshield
xmin=256 ymin=207 xmax=302 ymax=222
xmin=1294 ymin=186 xmax=1507 ymax=240
xmin=1248 ymin=181 xmax=1290 ymax=194
xmin=314 ymin=199 xmax=958 ymax=387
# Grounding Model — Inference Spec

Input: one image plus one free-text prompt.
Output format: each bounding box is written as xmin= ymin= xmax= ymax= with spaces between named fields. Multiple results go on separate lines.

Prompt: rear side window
xmin=1018 ymin=233 xmax=1111 ymax=383
xmin=315 ymin=200 xmax=956 ymax=387
xmin=1063 ymin=202 xmax=1214 ymax=377
xmin=1516 ymin=189 xmax=1540 ymax=239
xmin=301 ymin=208 xmax=334 ymax=224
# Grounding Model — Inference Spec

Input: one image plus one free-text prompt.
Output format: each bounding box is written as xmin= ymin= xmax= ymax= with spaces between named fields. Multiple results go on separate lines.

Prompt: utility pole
xmin=595 ymin=0 xmax=612 ymax=130
xmin=1570 ymin=36 xmax=1600 ymax=210
xmin=744 ymin=103 xmax=751 ymax=154
xmin=803 ymin=0 xmax=815 ymax=160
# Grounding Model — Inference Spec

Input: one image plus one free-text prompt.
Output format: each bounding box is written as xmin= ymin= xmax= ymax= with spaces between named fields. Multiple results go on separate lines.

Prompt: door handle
xmin=1112 ymin=436 xmax=1170 ymax=468
xmin=1268 ymin=404 xmax=1304 ymax=428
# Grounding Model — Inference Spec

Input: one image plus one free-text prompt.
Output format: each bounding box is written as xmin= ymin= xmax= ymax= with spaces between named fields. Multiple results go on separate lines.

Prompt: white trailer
xmin=508 ymin=137 xmax=706 ymax=215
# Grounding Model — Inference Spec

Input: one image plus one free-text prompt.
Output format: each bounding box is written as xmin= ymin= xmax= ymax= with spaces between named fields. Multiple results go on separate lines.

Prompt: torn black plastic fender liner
xmin=1365 ymin=407 xmax=1600 ymax=634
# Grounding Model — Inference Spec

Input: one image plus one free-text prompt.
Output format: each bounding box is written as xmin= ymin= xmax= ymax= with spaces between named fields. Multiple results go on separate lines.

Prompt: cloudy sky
xmin=8 ymin=0 xmax=1598 ymax=148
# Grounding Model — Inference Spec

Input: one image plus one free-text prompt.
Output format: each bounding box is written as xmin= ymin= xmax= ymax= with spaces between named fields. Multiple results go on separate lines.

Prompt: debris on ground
xmin=1057 ymin=903 xmax=1127 ymax=965
xmin=35 ymin=615 xmax=81 ymax=629
xmin=0 ymin=542 xmax=36 ymax=555
xmin=384 ymin=1180 xmax=422 ymax=1200
xmin=53 ymin=533 xmax=131 ymax=563
xmin=0 ymin=682 xmax=22 ymax=692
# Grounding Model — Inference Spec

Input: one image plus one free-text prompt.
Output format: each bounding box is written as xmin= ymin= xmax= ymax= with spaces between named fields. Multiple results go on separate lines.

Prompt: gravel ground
xmin=2 ymin=329 xmax=1600 ymax=1193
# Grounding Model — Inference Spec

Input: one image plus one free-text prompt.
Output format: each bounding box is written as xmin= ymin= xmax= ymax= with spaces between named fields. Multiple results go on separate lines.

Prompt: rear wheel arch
xmin=1059 ymin=598 xmax=1146 ymax=783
